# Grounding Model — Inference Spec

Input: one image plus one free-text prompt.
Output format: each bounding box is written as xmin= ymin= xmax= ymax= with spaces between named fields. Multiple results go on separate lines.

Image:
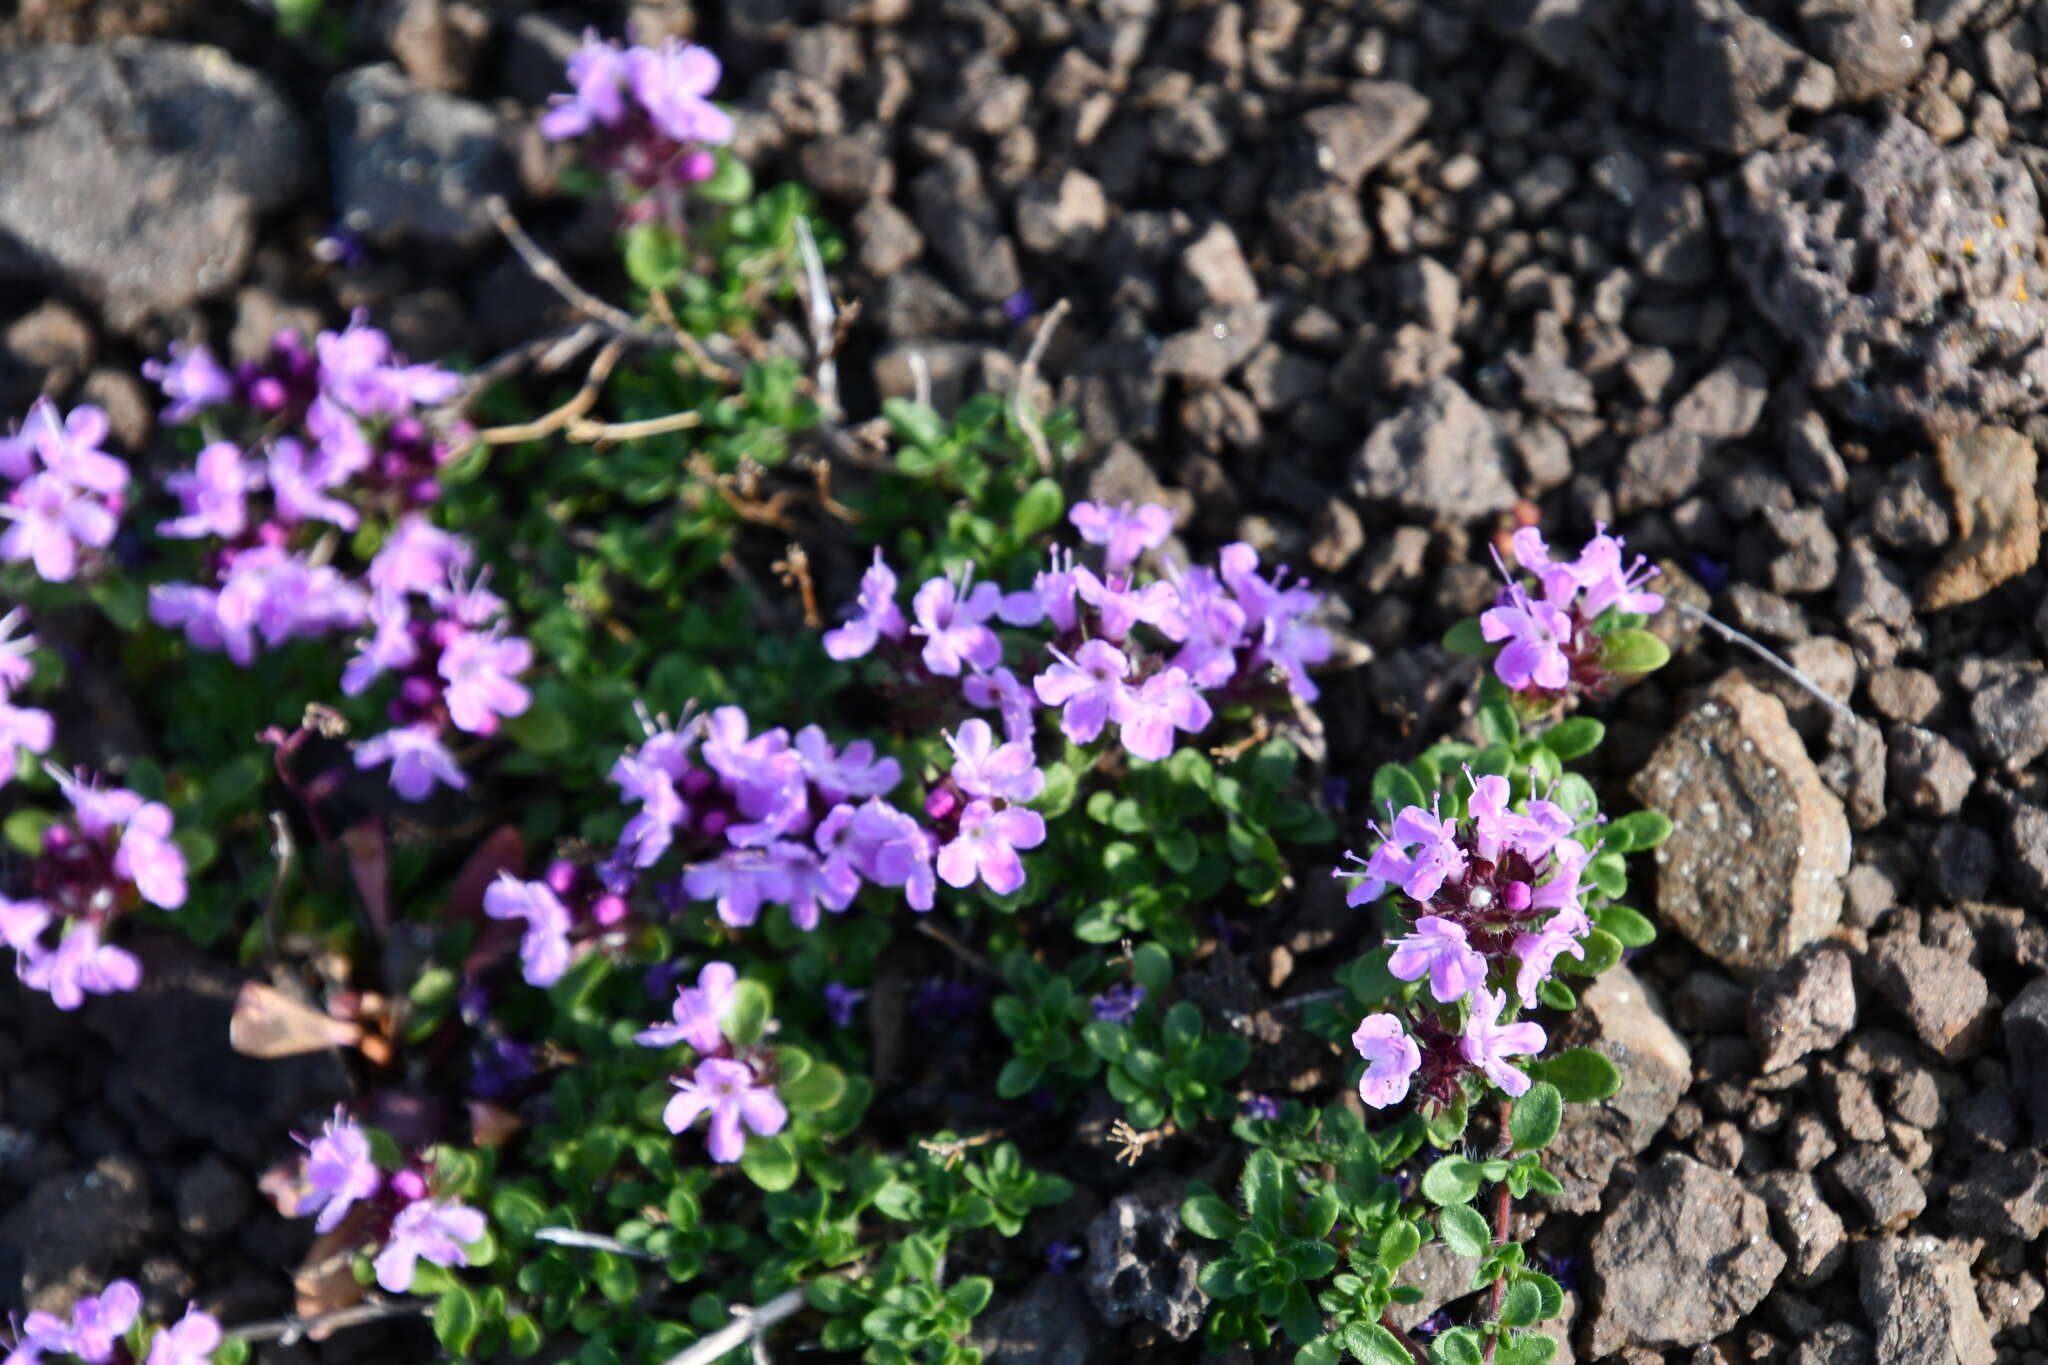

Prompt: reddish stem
xmin=1481 ymin=1097 xmax=1516 ymax=1364
xmin=1381 ymin=1312 xmax=1431 ymax=1365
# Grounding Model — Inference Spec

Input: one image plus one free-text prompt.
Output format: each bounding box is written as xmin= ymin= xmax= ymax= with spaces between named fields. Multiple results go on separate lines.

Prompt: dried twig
xmin=1012 ymin=298 xmax=1070 ymax=475
xmin=908 ymin=349 xmax=932 ymax=410
xmin=772 ymin=543 xmax=822 ymax=628
xmin=651 ymin=289 xmax=743 ymax=384
xmin=261 ymin=811 xmax=294 ymax=968
xmin=474 ymin=337 xmax=629 ymax=446
xmin=917 ymin=1129 xmax=1004 ymax=1170
xmin=1107 ymin=1119 xmax=1169 ymax=1166
xmin=913 ymin=919 xmax=999 ymax=978
xmin=686 ymin=453 xmax=798 ymax=530
xmin=793 ymin=215 xmax=841 ymax=423
xmin=485 ymin=196 xmax=663 ymax=344
xmin=449 ymin=321 xmax=606 ymax=413
xmin=661 ymin=1286 xmax=808 ymax=1365
xmin=1673 ymin=602 xmax=1859 ymax=727
xmin=224 ymin=1298 xmax=428 ymax=1345
xmin=535 ymin=1227 xmax=663 ymax=1260
xmin=563 ymin=408 xmax=704 ymax=445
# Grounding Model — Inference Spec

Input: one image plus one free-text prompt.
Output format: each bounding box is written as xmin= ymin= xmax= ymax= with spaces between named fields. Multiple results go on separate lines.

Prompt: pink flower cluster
xmin=6 ymin=1279 xmax=220 ymax=1365
xmin=1339 ymin=774 xmax=1595 ymax=1108
xmin=539 ymin=31 xmax=735 ymax=225
xmin=1 ymin=769 xmax=188 ymax=1011
xmin=0 ymin=610 xmax=54 ymax=790
xmin=0 ymin=398 xmax=128 ymax=583
xmin=637 ymin=961 xmax=788 ymax=1162
xmin=144 ymin=319 xmax=531 ymax=802
xmin=826 ymin=500 xmax=1330 ymax=765
xmin=1481 ymin=525 xmax=1663 ymax=696
xmin=287 ymin=1110 xmax=488 ymax=1294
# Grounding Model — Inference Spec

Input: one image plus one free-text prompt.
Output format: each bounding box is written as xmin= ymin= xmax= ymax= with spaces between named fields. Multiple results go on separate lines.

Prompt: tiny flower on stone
xmin=1387 ymin=914 xmax=1489 ymax=1004
xmin=1458 ymin=987 xmax=1546 ymax=1098
xmin=1044 ymin=1241 xmax=1081 ymax=1272
xmin=299 ymin=1110 xmax=382 ymax=1234
xmin=373 ymin=1198 xmax=489 ymax=1293
xmin=664 ymin=1056 xmax=787 ymax=1162
xmin=1351 ymin=1013 xmax=1422 ymax=1109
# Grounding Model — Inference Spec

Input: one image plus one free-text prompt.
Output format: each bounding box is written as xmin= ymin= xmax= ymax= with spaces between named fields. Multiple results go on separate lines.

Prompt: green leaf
xmin=592 ymin=1250 xmax=638 ymax=1306
xmin=1155 ymin=826 xmax=1200 ymax=873
xmin=1570 ymin=927 xmax=1623 ymax=976
xmin=1428 ymin=1327 xmax=1486 ymax=1365
xmin=1420 ymin=1156 xmax=1483 ymax=1207
xmin=1494 ymin=1335 xmax=1558 ymax=1365
xmin=1477 ymin=701 xmax=1520 ymax=748
xmin=1422 ymin=1092 xmax=1470 ymax=1149
xmin=1181 ymin=1193 xmax=1242 ymax=1240
xmin=1132 ymin=942 xmax=1173 ymax=998
xmin=996 ymin=1057 xmax=1041 ymax=1098
xmin=1536 ymin=977 xmax=1577 ymax=1011
xmin=780 ymin=1060 xmax=847 ymax=1114
xmin=1598 ymin=628 xmax=1670 ymax=675
xmin=740 ymin=1133 xmax=800 ymax=1191
xmin=1241 ymin=1149 xmax=1286 ymax=1230
xmin=1377 ymin=1218 xmax=1421 ymax=1270
xmin=1535 ymin=1047 xmax=1622 ymax=1103
xmin=1603 ymin=810 xmax=1673 ymax=853
xmin=505 ymin=1312 xmax=543 ymax=1358
xmin=1011 ymin=478 xmax=1065 ymax=543
xmin=694 ymin=147 xmax=755 ymax=205
xmin=1498 ymin=1279 xmax=1543 ymax=1328
xmin=434 ymin=1284 xmax=481 ymax=1355
xmin=1370 ymin=762 xmax=1427 ymax=816
xmin=947 ymin=1276 xmax=994 ymax=1316
xmin=1510 ymin=1083 xmax=1563 ymax=1153
xmin=1442 ymin=618 xmax=1493 ymax=656
xmin=1163 ymin=1000 xmax=1203 ymax=1052
xmin=1345 ymin=1321 xmax=1418 ymax=1365
xmin=4 ymin=808 xmax=55 ymax=857
xmin=883 ymin=397 xmax=947 ymax=449
xmin=1586 ymin=852 xmax=1627 ymax=898
xmin=1539 ymin=717 xmax=1605 ymax=761
xmin=1436 ymin=1203 xmax=1493 ymax=1258
xmin=1595 ymin=904 xmax=1656 ymax=948
xmin=724 ymin=978 xmax=772 ymax=1048
xmin=622 ymin=223 xmax=684 ymax=291
xmin=504 ymin=703 xmax=573 ymax=755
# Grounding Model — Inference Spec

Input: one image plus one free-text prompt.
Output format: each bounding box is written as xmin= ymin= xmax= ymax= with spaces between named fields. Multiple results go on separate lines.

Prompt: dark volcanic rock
xmin=1948 ymin=1148 xmax=2048 ymax=1241
xmin=1658 ymin=0 xmax=1835 ymax=156
xmin=1301 ymin=85 xmax=1430 ymax=191
xmin=1748 ymin=943 xmax=1856 ymax=1072
xmin=970 ymin=1271 xmax=1107 ymax=1365
xmin=1083 ymin=1183 xmax=1207 ymax=1342
xmin=1855 ymin=1238 xmax=1995 ymax=1365
xmin=1353 ymin=377 xmax=1518 ymax=522
xmin=1826 ymin=1143 xmax=1926 ymax=1231
xmin=0 ymin=40 xmax=304 ymax=331
xmin=2003 ymin=976 xmax=2048 ymax=1137
xmin=1584 ymin=1154 xmax=1785 ymax=1356
xmin=1753 ymin=1169 xmax=1847 ymax=1288
xmin=911 ymin=146 xmax=1023 ymax=302
xmin=1863 ymin=929 xmax=1994 ymax=1061
xmin=0 ymin=1155 xmax=153 ymax=1313
xmin=1546 ymin=967 xmax=1692 ymax=1213
xmin=328 ymin=63 xmax=515 ymax=248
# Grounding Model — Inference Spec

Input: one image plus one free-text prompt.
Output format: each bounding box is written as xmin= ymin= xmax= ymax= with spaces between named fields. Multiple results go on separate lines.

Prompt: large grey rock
xmin=1631 ymin=674 xmax=1852 ymax=975
xmin=970 ymin=1272 xmax=1107 ymax=1365
xmin=1856 ymin=1238 xmax=1994 ymax=1365
xmin=911 ymin=145 xmax=1022 ymax=302
xmin=1658 ymin=0 xmax=1835 ymax=155
xmin=0 ymin=1155 xmax=154 ymax=1313
xmin=1714 ymin=114 xmax=2048 ymax=436
xmin=1546 ymin=967 xmax=1692 ymax=1212
xmin=0 ymin=41 xmax=304 ymax=331
xmin=327 ymin=63 xmax=516 ymax=248
xmin=1083 ymin=1182 xmax=1207 ymax=1342
xmin=1798 ymin=0 xmax=1926 ymax=103
xmin=1353 ymin=377 xmax=1518 ymax=522
xmin=1584 ymin=1154 xmax=1786 ymax=1356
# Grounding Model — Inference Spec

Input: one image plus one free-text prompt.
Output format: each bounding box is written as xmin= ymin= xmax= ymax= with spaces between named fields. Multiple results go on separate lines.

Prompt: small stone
xmin=1786 ymin=1109 xmax=1839 ymax=1171
xmin=1155 ymin=305 xmax=1269 ymax=386
xmin=1307 ymin=499 xmax=1364 ymax=574
xmin=1672 ymin=358 xmax=1770 ymax=440
xmin=1871 ymin=459 xmax=1953 ymax=551
xmin=1967 ymin=665 xmax=2048 ymax=771
xmin=175 ymin=1153 xmax=253 ymax=1242
xmin=1015 ymin=169 xmax=1108 ymax=260
xmin=1658 ymin=0 xmax=1835 ymax=155
xmin=1547 ymin=967 xmax=1694 ymax=1213
xmin=1083 ymin=1182 xmax=1207 ymax=1341
xmin=1762 ymin=506 xmax=1840 ymax=595
xmin=1675 ymin=969 xmax=1751 ymax=1034
xmin=1948 ymin=1148 xmax=2048 ymax=1240
xmin=1753 ymin=1170 xmax=1847 ymax=1287
xmin=2001 ymin=976 xmax=2048 ymax=1137
xmin=1180 ymin=222 xmax=1259 ymax=309
xmin=1749 ymin=944 xmax=1857 ymax=1072
xmin=1584 ymin=1154 xmax=1786 ymax=1356
xmin=969 ymin=1271 xmax=1106 ymax=1365
xmin=1267 ymin=180 xmax=1372 ymax=277
xmin=1242 ymin=345 xmax=1329 ymax=412
xmin=328 ymin=63 xmax=515 ymax=249
xmin=1389 ymin=1237 xmax=1484 ymax=1331
xmin=1397 ymin=255 xmax=1461 ymax=337
xmin=1630 ymin=674 xmax=1852 ymax=975
xmin=1864 ymin=929 xmax=1994 ymax=1061
xmin=1922 ymin=425 xmax=2040 ymax=610
xmin=912 ymin=148 xmax=1022 ymax=303
xmin=853 ymin=200 xmax=924 ymax=277
xmin=1856 ymin=1237 xmax=1995 ymax=1365
xmin=1866 ymin=668 xmax=1939 ymax=724
xmin=1817 ymin=1062 xmax=1888 ymax=1143
xmin=1629 ymin=180 xmax=1715 ymax=286
xmin=2 ymin=300 xmax=95 ymax=401
xmin=0 ymin=1155 xmax=154 ymax=1311
xmin=1799 ymin=0 xmax=1926 ymax=102
xmin=1617 ymin=429 xmax=1708 ymax=512
xmin=1884 ymin=725 xmax=1974 ymax=818
xmin=799 ymin=127 xmax=894 ymax=205
xmin=1353 ymin=377 xmax=1517 ymax=522
xmin=1302 ymin=85 xmax=1430 ymax=190
xmin=1724 ymin=583 xmax=1807 ymax=642
xmin=1827 ymin=1143 xmax=1927 ymax=1230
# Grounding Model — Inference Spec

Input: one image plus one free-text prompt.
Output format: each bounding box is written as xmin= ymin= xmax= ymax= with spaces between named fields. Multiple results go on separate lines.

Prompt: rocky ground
xmin=2 ymin=0 xmax=2047 ymax=1363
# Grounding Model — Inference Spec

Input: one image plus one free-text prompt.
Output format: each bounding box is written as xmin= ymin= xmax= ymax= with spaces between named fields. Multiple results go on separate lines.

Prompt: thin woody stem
xmin=1381 ymin=1312 xmax=1431 ymax=1365
xmin=1482 ymin=1096 xmax=1516 ymax=1364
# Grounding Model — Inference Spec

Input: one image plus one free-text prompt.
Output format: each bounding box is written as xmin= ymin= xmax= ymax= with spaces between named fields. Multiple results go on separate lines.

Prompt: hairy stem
xmin=1482 ymin=1096 xmax=1516 ymax=1364
xmin=1381 ymin=1311 xmax=1431 ymax=1365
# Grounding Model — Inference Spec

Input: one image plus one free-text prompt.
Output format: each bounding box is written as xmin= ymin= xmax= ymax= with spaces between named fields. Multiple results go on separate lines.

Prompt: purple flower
xmin=910 ymin=569 xmax=1004 ymax=676
xmin=1458 ymin=988 xmax=1546 ymax=1098
xmin=1248 ymin=586 xmax=1331 ymax=702
xmin=8 ymin=399 xmax=128 ymax=494
xmin=637 ymin=961 xmax=737 ymax=1052
xmin=1387 ymin=915 xmax=1489 ymax=1003
xmin=1034 ymin=548 xmax=1081 ymax=633
xmin=776 ymin=841 xmax=858 ymax=930
xmin=823 ymin=549 xmax=908 ymax=661
xmin=626 ymin=39 xmax=735 ymax=146
xmin=0 ymin=473 xmax=118 ymax=582
xmin=355 ymin=725 xmax=468 ymax=801
xmin=962 ymin=665 xmax=1038 ymax=744
xmin=342 ymin=592 xmax=420 ymax=696
xmin=823 ymin=981 xmax=867 ymax=1027
xmin=1115 ymin=667 xmax=1211 ymax=761
xmin=1465 ymin=775 xmax=1572 ymax=868
xmin=539 ymin=29 xmax=631 ymax=140
xmin=1032 ymin=640 xmax=1131 ymax=745
xmin=683 ymin=848 xmax=790 ymax=927
xmin=1156 ymin=565 xmax=1247 ymax=688
xmin=612 ymin=754 xmax=688 ymax=868
xmin=374 ymin=1198 xmax=488 ymax=1293
xmin=19 ymin=923 xmax=141 ymax=1010
xmin=1512 ymin=525 xmax=1663 ymax=618
xmin=368 ymin=514 xmax=471 ymax=597
xmin=1044 ymin=1240 xmax=1080 ymax=1271
xmin=936 ymin=800 xmax=1044 ymax=896
xmin=1481 ymin=583 xmax=1573 ymax=692
xmin=1241 ymin=1094 xmax=1282 ymax=1121
xmin=946 ymin=718 xmax=1043 ymax=803
xmin=142 ymin=342 xmax=237 ymax=424
xmin=0 ymin=607 xmax=36 ymax=694
xmin=209 ymin=546 xmax=370 ymax=664
xmin=317 ymin=315 xmax=462 ymax=418
xmin=0 ymin=896 xmax=50 ymax=952
xmin=267 ymin=436 xmax=359 ymax=531
xmin=1351 ymin=1013 xmax=1422 ymax=1109
xmin=911 ymin=977 xmax=984 ymax=1024
xmin=1069 ymin=500 xmax=1173 ymax=575
xmin=1072 ymin=565 xmax=1179 ymax=642
xmin=664 ymin=1056 xmax=786 ymax=1162
xmin=1340 ymin=803 xmax=1465 ymax=905
xmin=439 ymin=629 xmax=533 ymax=736
xmin=159 ymin=441 xmax=256 ymax=540
xmin=112 ymin=799 xmax=187 ymax=910
xmin=1090 ymin=982 xmax=1146 ymax=1023
xmin=300 ymin=1111 xmax=382 ymax=1234
xmin=482 ymin=874 xmax=574 ymax=986
xmin=795 ymin=725 xmax=901 ymax=802
xmin=847 ymin=798 xmax=935 ymax=911
xmin=0 ymin=701 xmax=55 ymax=785
xmin=144 ymin=1307 xmax=221 ymax=1365
xmin=1512 ymin=927 xmax=1584 ymax=1007
xmin=33 ymin=1280 xmax=139 ymax=1364
xmin=1530 ymin=838 xmax=1593 ymax=937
